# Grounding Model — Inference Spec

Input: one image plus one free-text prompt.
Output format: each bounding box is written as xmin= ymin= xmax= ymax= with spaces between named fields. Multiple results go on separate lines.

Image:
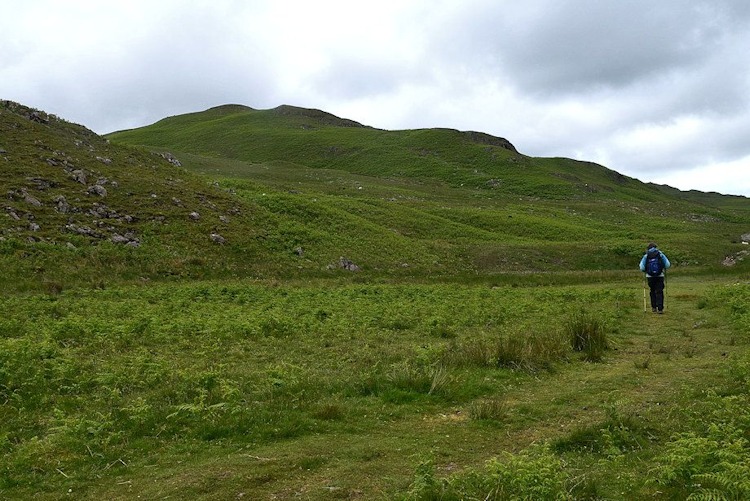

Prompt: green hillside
xmin=4 ymin=99 xmax=748 ymax=294
xmin=110 ymin=104 xmax=654 ymax=200
xmin=108 ymin=103 xmax=750 ymax=279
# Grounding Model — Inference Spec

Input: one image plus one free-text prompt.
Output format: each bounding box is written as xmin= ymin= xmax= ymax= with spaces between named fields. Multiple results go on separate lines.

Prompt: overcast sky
xmin=2 ymin=1 xmax=750 ymax=196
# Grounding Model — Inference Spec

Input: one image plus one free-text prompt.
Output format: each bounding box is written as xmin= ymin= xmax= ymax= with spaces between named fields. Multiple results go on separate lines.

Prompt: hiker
xmin=639 ymin=242 xmax=671 ymax=313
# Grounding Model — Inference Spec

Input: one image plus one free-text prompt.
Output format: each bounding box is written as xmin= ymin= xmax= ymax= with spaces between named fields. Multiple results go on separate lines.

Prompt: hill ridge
xmin=4 ymin=98 xmax=750 ymax=294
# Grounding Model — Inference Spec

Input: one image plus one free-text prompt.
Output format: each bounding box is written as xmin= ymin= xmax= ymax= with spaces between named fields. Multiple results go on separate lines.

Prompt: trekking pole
xmin=663 ymin=272 xmax=666 ymax=311
xmin=643 ymin=274 xmax=647 ymax=313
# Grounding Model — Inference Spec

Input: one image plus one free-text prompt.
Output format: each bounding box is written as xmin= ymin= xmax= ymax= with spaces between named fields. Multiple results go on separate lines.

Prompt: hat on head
xmin=647 ymin=242 xmax=657 ymax=250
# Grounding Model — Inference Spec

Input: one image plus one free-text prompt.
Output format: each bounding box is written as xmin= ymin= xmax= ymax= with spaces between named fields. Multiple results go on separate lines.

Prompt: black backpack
xmin=646 ymin=248 xmax=664 ymax=276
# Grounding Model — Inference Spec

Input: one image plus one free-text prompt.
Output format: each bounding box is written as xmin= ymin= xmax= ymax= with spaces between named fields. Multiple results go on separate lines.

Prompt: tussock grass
xmin=442 ymin=329 xmax=569 ymax=372
xmin=468 ymin=398 xmax=509 ymax=422
xmin=567 ymin=310 xmax=609 ymax=362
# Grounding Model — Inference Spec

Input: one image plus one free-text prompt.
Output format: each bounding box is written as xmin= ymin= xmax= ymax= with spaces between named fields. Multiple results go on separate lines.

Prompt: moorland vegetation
xmin=2 ymin=100 xmax=750 ymax=499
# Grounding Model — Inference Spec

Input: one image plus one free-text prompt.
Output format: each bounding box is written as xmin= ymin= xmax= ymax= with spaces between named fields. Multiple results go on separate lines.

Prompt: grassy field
xmin=2 ymin=275 xmax=750 ymax=499
xmin=2 ymin=100 xmax=750 ymax=499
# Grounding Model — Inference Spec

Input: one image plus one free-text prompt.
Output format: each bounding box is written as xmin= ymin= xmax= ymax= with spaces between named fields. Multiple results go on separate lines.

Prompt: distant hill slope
xmin=109 ymin=104 xmax=663 ymax=201
xmin=107 ymin=104 xmax=750 ymax=274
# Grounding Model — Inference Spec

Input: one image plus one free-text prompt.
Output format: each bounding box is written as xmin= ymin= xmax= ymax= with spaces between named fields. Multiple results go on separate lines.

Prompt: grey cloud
xmin=432 ymin=0 xmax=748 ymax=97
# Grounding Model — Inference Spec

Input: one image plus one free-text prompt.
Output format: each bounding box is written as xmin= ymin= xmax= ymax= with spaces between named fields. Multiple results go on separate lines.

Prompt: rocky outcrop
xmin=462 ymin=131 xmax=518 ymax=153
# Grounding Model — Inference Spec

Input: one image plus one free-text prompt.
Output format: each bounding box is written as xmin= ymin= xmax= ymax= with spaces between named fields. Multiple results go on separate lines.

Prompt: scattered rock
xmin=88 ymin=203 xmax=115 ymax=218
xmin=29 ymin=222 xmax=40 ymax=231
xmin=172 ymin=197 xmax=183 ymax=206
xmin=338 ymin=257 xmax=361 ymax=272
xmin=0 ymin=147 xmax=7 ymax=154
xmin=210 ymin=233 xmax=226 ymax=245
xmin=65 ymin=223 xmax=102 ymax=239
xmin=87 ymin=185 xmax=107 ymax=197
xmin=70 ymin=170 xmax=87 ymax=184
xmin=23 ymin=190 xmax=42 ymax=207
xmin=219 ymin=215 xmax=229 ymax=223
xmin=111 ymin=233 xmax=140 ymax=247
xmin=189 ymin=212 xmax=200 ymax=220
xmin=294 ymin=246 xmax=304 ymax=256
xmin=27 ymin=177 xmax=56 ymax=190
xmin=741 ymin=232 xmax=750 ymax=243
xmin=723 ymin=250 xmax=750 ymax=266
xmin=54 ymin=195 xmax=71 ymax=213
xmin=96 ymin=156 xmax=112 ymax=165
xmin=159 ymin=152 xmax=182 ymax=167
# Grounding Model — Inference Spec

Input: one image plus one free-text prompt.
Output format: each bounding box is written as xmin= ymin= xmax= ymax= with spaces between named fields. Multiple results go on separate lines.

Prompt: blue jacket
xmin=640 ymin=248 xmax=671 ymax=277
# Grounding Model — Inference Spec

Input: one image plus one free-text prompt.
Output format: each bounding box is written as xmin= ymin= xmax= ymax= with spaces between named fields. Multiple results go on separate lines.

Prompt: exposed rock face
xmin=272 ymin=105 xmax=366 ymax=128
xmin=29 ymin=110 xmax=49 ymax=124
xmin=461 ymin=131 xmax=518 ymax=153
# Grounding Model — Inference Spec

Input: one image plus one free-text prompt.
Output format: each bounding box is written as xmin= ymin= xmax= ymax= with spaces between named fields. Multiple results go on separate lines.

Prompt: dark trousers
xmin=647 ymin=276 xmax=665 ymax=311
